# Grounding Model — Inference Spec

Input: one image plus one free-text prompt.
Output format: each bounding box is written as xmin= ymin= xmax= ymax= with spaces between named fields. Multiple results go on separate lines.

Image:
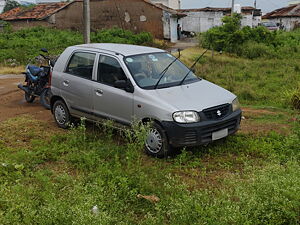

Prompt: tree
xmin=3 ymin=0 xmax=21 ymax=12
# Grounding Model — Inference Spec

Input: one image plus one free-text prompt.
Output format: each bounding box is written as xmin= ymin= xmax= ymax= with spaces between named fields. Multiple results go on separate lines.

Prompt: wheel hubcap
xmin=54 ymin=105 xmax=66 ymax=125
xmin=145 ymin=128 xmax=163 ymax=153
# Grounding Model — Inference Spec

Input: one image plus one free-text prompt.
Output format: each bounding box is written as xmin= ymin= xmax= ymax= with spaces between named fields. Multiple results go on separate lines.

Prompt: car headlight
xmin=232 ymin=98 xmax=241 ymax=112
xmin=173 ymin=111 xmax=200 ymax=123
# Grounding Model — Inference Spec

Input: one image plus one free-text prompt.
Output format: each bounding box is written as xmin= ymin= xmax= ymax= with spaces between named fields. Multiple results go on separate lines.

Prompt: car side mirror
xmin=114 ymin=80 xmax=134 ymax=93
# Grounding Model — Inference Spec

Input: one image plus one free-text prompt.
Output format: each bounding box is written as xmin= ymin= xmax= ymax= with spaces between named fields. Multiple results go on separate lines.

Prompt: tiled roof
xmin=0 ymin=0 xmax=186 ymax=21
xmin=178 ymin=6 xmax=256 ymax=13
xmin=0 ymin=2 xmax=73 ymax=21
xmin=263 ymin=4 xmax=300 ymax=19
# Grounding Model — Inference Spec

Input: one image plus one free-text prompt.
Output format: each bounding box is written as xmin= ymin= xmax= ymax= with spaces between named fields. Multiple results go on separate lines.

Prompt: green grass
xmin=0 ymin=115 xmax=299 ymax=224
xmin=0 ymin=46 xmax=299 ymax=224
xmin=180 ymin=48 xmax=300 ymax=109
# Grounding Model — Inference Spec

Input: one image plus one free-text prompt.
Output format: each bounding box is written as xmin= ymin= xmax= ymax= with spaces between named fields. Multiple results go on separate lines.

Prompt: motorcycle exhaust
xmin=17 ymin=84 xmax=29 ymax=93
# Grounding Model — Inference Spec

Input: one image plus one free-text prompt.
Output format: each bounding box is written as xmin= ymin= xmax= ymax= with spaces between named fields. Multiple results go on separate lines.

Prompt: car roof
xmin=74 ymin=43 xmax=165 ymax=56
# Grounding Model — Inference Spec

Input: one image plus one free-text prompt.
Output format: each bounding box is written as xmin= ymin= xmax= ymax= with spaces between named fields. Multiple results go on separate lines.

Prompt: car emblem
xmin=217 ymin=110 xmax=222 ymax=116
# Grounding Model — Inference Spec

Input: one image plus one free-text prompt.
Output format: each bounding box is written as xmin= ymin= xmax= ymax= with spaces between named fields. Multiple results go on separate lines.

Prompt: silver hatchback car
xmin=50 ymin=44 xmax=242 ymax=157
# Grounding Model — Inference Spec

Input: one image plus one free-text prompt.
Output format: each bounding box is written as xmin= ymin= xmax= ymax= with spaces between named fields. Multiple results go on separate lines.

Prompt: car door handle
xmin=63 ymin=80 xmax=69 ymax=87
xmin=95 ymin=89 xmax=103 ymax=96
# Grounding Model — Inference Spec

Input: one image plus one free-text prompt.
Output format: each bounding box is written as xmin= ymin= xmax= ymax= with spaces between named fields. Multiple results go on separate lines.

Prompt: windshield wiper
xmin=154 ymin=50 xmax=181 ymax=89
xmin=179 ymin=49 xmax=208 ymax=86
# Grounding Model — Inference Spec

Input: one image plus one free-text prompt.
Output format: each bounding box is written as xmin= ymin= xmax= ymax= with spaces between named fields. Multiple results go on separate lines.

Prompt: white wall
xmin=241 ymin=14 xmax=253 ymax=27
xmin=0 ymin=0 xmax=5 ymax=13
xmin=168 ymin=0 xmax=180 ymax=9
xmin=181 ymin=11 xmax=261 ymax=33
xmin=162 ymin=11 xmax=171 ymax=39
xmin=170 ymin=16 xmax=178 ymax=42
xmin=162 ymin=11 xmax=178 ymax=42
xmin=267 ymin=17 xmax=300 ymax=31
xmin=181 ymin=11 xmax=223 ymax=33
xmin=252 ymin=16 xmax=262 ymax=27
xmin=151 ymin=0 xmax=180 ymax=9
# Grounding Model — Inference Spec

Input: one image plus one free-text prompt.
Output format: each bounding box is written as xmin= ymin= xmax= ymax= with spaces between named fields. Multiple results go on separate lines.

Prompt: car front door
xmin=92 ymin=54 xmax=134 ymax=125
xmin=60 ymin=51 xmax=96 ymax=118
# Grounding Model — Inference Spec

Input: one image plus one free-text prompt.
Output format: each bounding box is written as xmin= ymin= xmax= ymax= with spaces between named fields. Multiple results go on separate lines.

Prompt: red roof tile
xmin=263 ymin=4 xmax=300 ymax=19
xmin=0 ymin=2 xmax=73 ymax=21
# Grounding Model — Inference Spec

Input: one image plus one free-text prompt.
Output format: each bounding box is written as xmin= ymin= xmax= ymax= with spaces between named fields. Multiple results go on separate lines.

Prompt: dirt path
xmin=167 ymin=38 xmax=198 ymax=53
xmin=0 ymin=74 xmax=54 ymax=124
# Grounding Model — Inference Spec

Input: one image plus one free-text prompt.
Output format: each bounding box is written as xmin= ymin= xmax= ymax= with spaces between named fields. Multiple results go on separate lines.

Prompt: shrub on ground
xmin=291 ymin=87 xmax=300 ymax=110
xmin=200 ymin=14 xmax=300 ymax=59
xmin=236 ymin=41 xmax=276 ymax=59
xmin=0 ymin=27 xmax=156 ymax=64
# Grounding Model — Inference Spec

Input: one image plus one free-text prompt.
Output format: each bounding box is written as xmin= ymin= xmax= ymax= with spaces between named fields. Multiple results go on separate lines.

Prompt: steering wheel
xmin=134 ymin=72 xmax=147 ymax=81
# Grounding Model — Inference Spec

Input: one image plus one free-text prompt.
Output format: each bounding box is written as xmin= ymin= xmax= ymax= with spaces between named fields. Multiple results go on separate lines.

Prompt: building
xmin=262 ymin=4 xmax=300 ymax=31
xmin=150 ymin=0 xmax=180 ymax=9
xmin=0 ymin=0 xmax=185 ymax=42
xmin=0 ymin=0 xmax=5 ymax=13
xmin=178 ymin=7 xmax=262 ymax=33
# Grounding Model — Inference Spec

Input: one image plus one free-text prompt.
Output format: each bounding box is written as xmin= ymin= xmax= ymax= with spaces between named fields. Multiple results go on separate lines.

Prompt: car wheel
xmin=144 ymin=122 xmax=173 ymax=158
xmin=53 ymin=100 xmax=70 ymax=129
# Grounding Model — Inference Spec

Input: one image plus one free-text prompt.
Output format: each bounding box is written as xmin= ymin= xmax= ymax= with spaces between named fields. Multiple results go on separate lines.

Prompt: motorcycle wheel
xmin=40 ymin=88 xmax=51 ymax=110
xmin=25 ymin=92 xmax=36 ymax=103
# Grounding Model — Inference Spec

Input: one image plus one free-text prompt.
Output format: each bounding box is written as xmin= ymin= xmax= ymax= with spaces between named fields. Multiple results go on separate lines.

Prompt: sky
xmin=181 ymin=0 xmax=292 ymax=13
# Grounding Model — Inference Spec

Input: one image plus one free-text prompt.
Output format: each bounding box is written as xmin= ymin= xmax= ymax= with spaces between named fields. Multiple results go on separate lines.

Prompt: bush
xmin=91 ymin=28 xmax=153 ymax=45
xmin=283 ymin=84 xmax=300 ymax=110
xmin=237 ymin=41 xmax=276 ymax=59
xmin=291 ymin=87 xmax=300 ymax=110
xmin=0 ymin=27 xmax=155 ymax=64
xmin=200 ymin=15 xmax=300 ymax=59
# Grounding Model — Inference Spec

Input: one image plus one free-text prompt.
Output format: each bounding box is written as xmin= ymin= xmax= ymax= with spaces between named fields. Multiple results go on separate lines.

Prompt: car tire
xmin=144 ymin=122 xmax=173 ymax=158
xmin=53 ymin=100 xmax=71 ymax=129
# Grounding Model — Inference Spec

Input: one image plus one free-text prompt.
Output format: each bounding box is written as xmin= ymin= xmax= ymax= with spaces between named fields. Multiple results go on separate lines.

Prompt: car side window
xmin=98 ymin=55 xmax=127 ymax=86
xmin=66 ymin=52 xmax=96 ymax=80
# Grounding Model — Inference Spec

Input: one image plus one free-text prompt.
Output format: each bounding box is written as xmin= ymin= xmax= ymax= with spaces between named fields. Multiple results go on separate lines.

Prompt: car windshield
xmin=124 ymin=52 xmax=199 ymax=89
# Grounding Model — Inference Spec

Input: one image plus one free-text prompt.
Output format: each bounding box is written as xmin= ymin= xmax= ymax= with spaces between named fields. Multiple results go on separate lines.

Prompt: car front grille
xmin=200 ymin=118 xmax=238 ymax=143
xmin=202 ymin=104 xmax=231 ymax=120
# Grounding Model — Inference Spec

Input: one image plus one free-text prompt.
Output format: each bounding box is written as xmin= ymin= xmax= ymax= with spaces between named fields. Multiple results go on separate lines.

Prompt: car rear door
xmin=60 ymin=51 xmax=96 ymax=118
xmin=92 ymin=54 xmax=133 ymax=125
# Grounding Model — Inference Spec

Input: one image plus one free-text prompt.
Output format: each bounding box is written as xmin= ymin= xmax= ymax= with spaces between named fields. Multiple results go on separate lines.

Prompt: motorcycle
xmin=18 ymin=48 xmax=55 ymax=110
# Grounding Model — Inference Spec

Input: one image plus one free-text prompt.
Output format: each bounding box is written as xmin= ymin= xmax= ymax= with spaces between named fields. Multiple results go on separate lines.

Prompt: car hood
xmin=152 ymin=80 xmax=236 ymax=111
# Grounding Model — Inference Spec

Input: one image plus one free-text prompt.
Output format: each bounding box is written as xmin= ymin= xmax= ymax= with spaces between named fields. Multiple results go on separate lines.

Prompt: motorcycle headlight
xmin=232 ymin=98 xmax=241 ymax=112
xmin=173 ymin=111 xmax=200 ymax=123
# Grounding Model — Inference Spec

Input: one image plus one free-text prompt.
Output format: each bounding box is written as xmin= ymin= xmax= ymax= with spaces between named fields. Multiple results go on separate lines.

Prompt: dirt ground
xmin=0 ymin=74 xmax=290 ymax=135
xmin=0 ymin=74 xmax=54 ymax=124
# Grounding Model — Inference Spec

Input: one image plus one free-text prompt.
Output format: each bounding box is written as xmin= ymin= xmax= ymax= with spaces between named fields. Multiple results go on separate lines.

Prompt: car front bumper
xmin=161 ymin=109 xmax=242 ymax=147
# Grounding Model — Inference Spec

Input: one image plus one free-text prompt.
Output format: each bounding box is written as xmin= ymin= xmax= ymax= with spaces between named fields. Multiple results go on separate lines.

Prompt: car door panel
xmin=60 ymin=51 xmax=96 ymax=119
xmin=93 ymin=54 xmax=133 ymax=125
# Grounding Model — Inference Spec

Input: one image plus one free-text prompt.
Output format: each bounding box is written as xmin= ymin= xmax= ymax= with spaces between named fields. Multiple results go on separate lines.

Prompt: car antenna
xmin=179 ymin=48 xmax=208 ymax=86
xmin=154 ymin=49 xmax=181 ymax=89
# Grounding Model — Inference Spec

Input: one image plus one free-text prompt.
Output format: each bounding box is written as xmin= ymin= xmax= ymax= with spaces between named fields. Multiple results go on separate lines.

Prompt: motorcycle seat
xmin=28 ymin=65 xmax=44 ymax=76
